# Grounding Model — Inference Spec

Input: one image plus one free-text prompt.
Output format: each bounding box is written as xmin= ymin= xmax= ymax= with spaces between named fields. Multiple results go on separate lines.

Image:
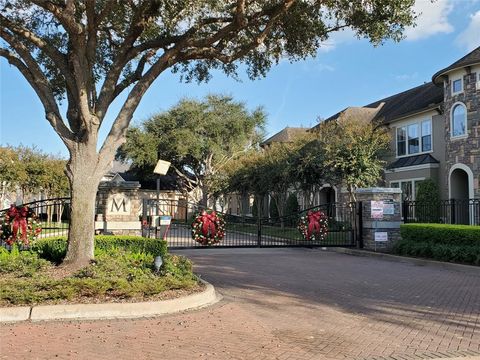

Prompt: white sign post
xmin=374 ymin=232 xmax=388 ymax=242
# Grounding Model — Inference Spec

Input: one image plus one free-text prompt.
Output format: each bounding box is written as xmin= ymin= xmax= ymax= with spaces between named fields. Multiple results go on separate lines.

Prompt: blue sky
xmin=1 ymin=0 xmax=479 ymax=157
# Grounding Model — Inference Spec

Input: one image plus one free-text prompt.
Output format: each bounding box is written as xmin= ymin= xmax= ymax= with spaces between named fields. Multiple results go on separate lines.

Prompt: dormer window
xmin=452 ymin=78 xmax=463 ymax=94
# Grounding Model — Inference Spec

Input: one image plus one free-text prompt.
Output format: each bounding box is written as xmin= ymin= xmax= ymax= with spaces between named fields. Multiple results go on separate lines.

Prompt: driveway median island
xmin=0 ymin=236 xmax=219 ymax=322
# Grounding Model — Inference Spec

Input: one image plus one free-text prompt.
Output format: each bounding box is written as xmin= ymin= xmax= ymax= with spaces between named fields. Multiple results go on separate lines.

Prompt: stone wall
xmin=355 ymin=188 xmax=402 ymax=252
xmin=444 ymin=70 xmax=480 ymax=198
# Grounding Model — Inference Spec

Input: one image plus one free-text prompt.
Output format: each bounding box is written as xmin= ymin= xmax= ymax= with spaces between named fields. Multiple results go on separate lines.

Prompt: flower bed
xmin=0 ymin=236 xmax=200 ymax=306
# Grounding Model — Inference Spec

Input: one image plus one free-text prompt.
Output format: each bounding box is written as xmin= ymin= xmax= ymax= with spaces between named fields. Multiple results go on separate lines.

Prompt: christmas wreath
xmin=0 ymin=205 xmax=42 ymax=247
xmin=297 ymin=208 xmax=328 ymax=241
xmin=191 ymin=210 xmax=225 ymax=245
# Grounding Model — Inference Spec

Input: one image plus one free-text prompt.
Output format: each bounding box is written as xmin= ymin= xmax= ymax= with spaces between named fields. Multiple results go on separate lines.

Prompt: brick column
xmin=95 ymin=181 xmax=141 ymax=235
xmin=355 ymin=187 xmax=402 ymax=251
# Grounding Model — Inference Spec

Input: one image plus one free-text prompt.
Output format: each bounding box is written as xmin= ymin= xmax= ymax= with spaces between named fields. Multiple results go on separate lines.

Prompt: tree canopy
xmin=315 ymin=114 xmax=391 ymax=202
xmin=0 ymin=145 xmax=69 ymax=207
xmin=118 ymin=94 xmax=266 ymax=203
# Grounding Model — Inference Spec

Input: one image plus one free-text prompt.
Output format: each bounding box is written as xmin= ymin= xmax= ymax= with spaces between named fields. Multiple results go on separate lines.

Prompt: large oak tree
xmin=1 ymin=0 xmax=416 ymax=269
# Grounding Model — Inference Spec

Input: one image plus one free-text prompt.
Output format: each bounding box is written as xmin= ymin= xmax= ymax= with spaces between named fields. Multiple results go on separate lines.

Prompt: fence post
xmin=356 ymin=201 xmax=363 ymax=249
xmin=257 ymin=217 xmax=262 ymax=247
xmin=450 ymin=199 xmax=456 ymax=224
xmin=402 ymin=201 xmax=408 ymax=223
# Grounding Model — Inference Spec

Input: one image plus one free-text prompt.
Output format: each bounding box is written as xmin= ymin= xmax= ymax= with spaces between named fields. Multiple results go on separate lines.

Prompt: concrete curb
xmin=0 ymin=279 xmax=220 ymax=323
xmin=328 ymin=247 xmax=480 ymax=275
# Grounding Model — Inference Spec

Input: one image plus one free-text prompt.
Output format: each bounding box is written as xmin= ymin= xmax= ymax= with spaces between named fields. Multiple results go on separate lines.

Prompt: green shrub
xmin=393 ymin=224 xmax=480 ymax=265
xmin=285 ymin=193 xmax=300 ymax=217
xmin=252 ymin=198 xmax=258 ymax=219
xmin=414 ymin=179 xmax=441 ymax=223
xmin=32 ymin=235 xmax=168 ymax=264
xmin=400 ymin=224 xmax=480 ymax=245
xmin=0 ymin=245 xmax=51 ymax=277
xmin=269 ymin=200 xmax=279 ymax=219
xmin=0 ymin=248 xmax=198 ymax=305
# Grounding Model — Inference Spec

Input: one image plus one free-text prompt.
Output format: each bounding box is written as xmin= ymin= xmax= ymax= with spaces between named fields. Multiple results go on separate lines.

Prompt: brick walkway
xmin=1 ymin=249 xmax=479 ymax=360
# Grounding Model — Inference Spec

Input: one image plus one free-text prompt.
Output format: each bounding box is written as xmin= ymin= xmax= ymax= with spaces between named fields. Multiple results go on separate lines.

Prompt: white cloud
xmin=456 ymin=10 xmax=480 ymax=51
xmin=395 ymin=72 xmax=419 ymax=81
xmin=316 ymin=63 xmax=335 ymax=72
xmin=404 ymin=0 xmax=454 ymax=40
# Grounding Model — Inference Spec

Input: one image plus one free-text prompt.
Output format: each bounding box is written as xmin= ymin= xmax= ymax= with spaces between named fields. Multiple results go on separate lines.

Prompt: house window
xmin=396 ymin=127 xmax=406 ymax=156
xmin=407 ymin=123 xmax=419 ymax=154
xmin=451 ymin=103 xmax=467 ymax=137
xmin=396 ymin=119 xmax=432 ymax=157
xmin=421 ymin=120 xmax=432 ymax=152
xmin=390 ymin=179 xmax=424 ymax=202
xmin=452 ymin=78 xmax=463 ymax=94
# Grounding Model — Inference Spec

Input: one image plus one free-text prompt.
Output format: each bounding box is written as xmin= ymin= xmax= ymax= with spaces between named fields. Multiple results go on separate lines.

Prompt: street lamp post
xmin=153 ymin=160 xmax=171 ymax=215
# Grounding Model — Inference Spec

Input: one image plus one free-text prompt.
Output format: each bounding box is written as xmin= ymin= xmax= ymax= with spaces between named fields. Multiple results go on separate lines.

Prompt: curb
xmin=328 ymin=247 xmax=480 ymax=275
xmin=0 ymin=279 xmax=220 ymax=323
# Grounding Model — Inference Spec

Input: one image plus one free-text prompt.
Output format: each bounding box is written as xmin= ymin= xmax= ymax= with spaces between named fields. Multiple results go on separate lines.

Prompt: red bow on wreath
xmin=306 ymin=210 xmax=322 ymax=240
xmin=200 ymin=210 xmax=217 ymax=237
xmin=7 ymin=205 xmax=28 ymax=243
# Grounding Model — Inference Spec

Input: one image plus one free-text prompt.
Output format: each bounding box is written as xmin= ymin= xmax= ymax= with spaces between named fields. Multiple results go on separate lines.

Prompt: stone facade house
xmin=307 ymin=47 xmax=480 ymax=204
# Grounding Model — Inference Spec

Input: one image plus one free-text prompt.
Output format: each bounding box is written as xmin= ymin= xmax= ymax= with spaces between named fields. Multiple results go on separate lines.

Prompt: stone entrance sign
xmin=96 ymin=181 xmax=141 ymax=235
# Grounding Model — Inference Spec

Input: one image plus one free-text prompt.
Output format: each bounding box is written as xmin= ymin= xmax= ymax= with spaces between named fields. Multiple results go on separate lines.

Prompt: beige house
xmin=309 ymin=47 xmax=480 ymax=203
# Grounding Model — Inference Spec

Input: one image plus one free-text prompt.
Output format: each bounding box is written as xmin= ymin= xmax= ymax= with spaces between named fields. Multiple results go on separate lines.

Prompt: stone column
xmin=355 ymin=187 xmax=402 ymax=251
xmin=95 ymin=181 xmax=141 ymax=235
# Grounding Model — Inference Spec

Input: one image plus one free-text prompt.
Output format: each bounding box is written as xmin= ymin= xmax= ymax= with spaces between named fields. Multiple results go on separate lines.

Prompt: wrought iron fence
xmin=403 ymin=199 xmax=480 ymax=226
xmin=0 ymin=198 xmax=71 ymax=244
xmin=1 ymin=197 xmax=360 ymax=249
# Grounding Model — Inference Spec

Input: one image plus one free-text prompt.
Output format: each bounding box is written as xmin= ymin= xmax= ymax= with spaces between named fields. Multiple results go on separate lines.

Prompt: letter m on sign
xmin=111 ymin=198 xmax=127 ymax=213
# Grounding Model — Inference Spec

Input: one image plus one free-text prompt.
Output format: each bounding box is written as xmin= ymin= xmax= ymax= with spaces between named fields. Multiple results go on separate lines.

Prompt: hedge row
xmin=394 ymin=224 xmax=480 ymax=265
xmin=32 ymin=235 xmax=168 ymax=264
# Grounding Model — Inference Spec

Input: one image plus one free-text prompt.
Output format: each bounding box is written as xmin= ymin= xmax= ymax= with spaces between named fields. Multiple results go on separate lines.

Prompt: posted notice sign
xmin=374 ymin=232 xmax=388 ymax=242
xmin=383 ymin=200 xmax=395 ymax=215
xmin=371 ymin=201 xmax=384 ymax=219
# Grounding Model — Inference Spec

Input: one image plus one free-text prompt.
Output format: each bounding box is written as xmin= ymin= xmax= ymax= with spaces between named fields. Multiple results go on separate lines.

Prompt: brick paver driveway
xmin=1 ymin=249 xmax=479 ymax=360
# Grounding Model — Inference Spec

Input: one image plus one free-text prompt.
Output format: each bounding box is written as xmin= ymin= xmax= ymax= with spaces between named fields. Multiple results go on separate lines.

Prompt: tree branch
xmin=30 ymin=0 xmax=83 ymax=36
xmin=110 ymin=51 xmax=153 ymax=101
xmin=0 ymin=14 xmax=77 ymax=100
xmin=96 ymin=2 xmax=160 ymax=121
xmin=0 ymin=48 xmax=74 ymax=147
xmin=96 ymin=49 xmax=178 ymax=173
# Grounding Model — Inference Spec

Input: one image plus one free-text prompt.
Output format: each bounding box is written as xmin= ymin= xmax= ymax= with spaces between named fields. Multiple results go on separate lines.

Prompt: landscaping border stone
xmin=0 ymin=279 xmax=219 ymax=323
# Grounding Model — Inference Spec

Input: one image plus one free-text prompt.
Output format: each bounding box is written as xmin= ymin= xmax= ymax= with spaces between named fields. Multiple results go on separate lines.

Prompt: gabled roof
xmin=261 ymin=127 xmax=308 ymax=147
xmin=366 ymin=82 xmax=443 ymax=124
xmin=386 ymin=154 xmax=439 ymax=170
xmin=432 ymin=46 xmax=480 ymax=84
xmin=315 ymin=82 xmax=443 ymax=128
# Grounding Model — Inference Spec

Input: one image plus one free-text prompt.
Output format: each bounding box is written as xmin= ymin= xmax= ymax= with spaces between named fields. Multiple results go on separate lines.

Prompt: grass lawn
xmin=0 ymin=241 xmax=201 ymax=306
xmin=227 ymin=223 xmax=352 ymax=245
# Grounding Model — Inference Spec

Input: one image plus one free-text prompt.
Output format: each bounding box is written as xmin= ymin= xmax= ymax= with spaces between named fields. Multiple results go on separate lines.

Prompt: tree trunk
xmin=200 ymin=183 xmax=209 ymax=208
xmin=62 ymin=147 xmax=102 ymax=270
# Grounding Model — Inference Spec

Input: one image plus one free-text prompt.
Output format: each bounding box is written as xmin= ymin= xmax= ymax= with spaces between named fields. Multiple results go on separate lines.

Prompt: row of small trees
xmin=225 ymin=114 xmax=391 ymax=217
xmin=0 ymin=146 xmax=69 ymax=208
xmin=119 ymin=95 xmax=392 ymax=216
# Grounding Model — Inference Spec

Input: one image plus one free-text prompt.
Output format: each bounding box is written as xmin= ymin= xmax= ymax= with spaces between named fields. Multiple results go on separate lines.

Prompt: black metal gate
xmin=142 ymin=199 xmax=359 ymax=249
xmin=0 ymin=198 xmax=360 ymax=249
